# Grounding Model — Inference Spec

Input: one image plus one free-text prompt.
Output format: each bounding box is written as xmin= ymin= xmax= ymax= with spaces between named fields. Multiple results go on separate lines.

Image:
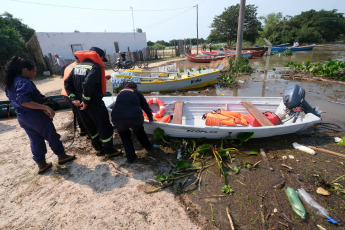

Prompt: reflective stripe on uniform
xmin=68 ymin=94 xmax=75 ymax=98
xmin=74 ymin=65 xmax=93 ymax=70
xmin=91 ymin=133 xmax=99 ymax=139
xmin=101 ymin=135 xmax=113 ymax=143
xmin=83 ymin=94 xmax=91 ymax=101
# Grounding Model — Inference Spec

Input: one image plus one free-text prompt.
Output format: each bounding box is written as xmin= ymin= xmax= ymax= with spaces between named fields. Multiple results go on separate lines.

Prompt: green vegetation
xmin=258 ymin=10 xmax=345 ymax=45
xmin=282 ymin=50 xmax=294 ymax=56
xmin=285 ymin=58 xmax=345 ymax=81
xmin=0 ymin=12 xmax=35 ymax=68
xmin=209 ymin=4 xmax=261 ymax=45
xmin=218 ymin=73 xmax=236 ymax=86
xmin=338 ymin=137 xmax=345 ymax=147
xmin=330 ymin=174 xmax=345 ymax=199
xmin=147 ymin=128 xmax=257 ymax=195
xmin=228 ymin=57 xmax=253 ymax=76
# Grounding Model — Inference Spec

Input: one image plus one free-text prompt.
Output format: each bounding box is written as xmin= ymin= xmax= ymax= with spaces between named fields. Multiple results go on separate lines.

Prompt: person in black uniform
xmin=111 ymin=81 xmax=156 ymax=163
xmin=64 ymin=47 xmax=120 ymax=158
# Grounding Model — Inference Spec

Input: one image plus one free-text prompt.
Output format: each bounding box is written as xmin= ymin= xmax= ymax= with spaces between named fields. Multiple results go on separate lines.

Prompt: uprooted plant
xmin=145 ymin=128 xmax=255 ymax=195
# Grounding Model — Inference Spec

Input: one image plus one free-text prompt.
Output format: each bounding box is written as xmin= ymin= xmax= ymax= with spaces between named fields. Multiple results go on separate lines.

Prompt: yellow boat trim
xmin=140 ymin=70 xmax=219 ymax=84
xmin=140 ymin=79 xmax=217 ymax=93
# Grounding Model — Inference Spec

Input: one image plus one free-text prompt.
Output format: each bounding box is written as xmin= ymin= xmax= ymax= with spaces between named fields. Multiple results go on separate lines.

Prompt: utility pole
xmin=236 ymin=0 xmax=246 ymax=59
xmin=195 ymin=4 xmax=199 ymax=54
xmin=130 ymin=6 xmax=135 ymax=35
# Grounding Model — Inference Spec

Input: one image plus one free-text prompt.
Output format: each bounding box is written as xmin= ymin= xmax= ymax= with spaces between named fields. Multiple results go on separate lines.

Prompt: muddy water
xmin=149 ymin=43 xmax=345 ymax=124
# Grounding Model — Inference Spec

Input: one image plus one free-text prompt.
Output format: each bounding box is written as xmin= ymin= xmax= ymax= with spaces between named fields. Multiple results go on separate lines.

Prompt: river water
xmin=152 ymin=43 xmax=345 ymax=125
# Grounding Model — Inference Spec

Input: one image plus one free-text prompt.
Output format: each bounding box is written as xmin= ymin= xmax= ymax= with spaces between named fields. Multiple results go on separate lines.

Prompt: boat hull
xmin=186 ymin=53 xmax=230 ymax=63
xmin=138 ymin=71 xmax=219 ymax=92
xmin=271 ymin=44 xmax=315 ymax=52
xmin=103 ymin=96 xmax=322 ymax=139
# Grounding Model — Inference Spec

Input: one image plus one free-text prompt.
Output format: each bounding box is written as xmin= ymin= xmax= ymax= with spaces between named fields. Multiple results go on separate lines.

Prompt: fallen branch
xmin=260 ymin=148 xmax=274 ymax=171
xmin=144 ymin=181 xmax=174 ymax=194
xmin=259 ymin=194 xmax=266 ymax=227
xmin=226 ymin=205 xmax=236 ymax=230
xmin=276 ymin=220 xmax=289 ymax=227
xmin=329 ymin=100 xmax=345 ymax=106
xmin=327 ymin=95 xmax=345 ymax=102
xmin=307 ymin=145 xmax=345 ymax=159
xmin=281 ymin=164 xmax=293 ymax=171
xmin=252 ymin=160 xmax=262 ymax=168
xmin=200 ymin=195 xmax=227 ymax=199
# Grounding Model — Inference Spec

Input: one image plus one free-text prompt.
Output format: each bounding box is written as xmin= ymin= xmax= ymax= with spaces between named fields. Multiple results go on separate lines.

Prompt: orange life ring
xmin=147 ymin=98 xmax=166 ymax=118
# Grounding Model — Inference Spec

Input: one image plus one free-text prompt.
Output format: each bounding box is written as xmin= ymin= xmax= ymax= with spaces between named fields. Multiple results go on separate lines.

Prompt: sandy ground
xmin=0 ymin=58 xmax=205 ymax=229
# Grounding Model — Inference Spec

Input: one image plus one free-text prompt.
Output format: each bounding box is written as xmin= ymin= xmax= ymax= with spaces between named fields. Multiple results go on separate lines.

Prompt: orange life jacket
xmin=204 ymin=109 xmax=248 ymax=126
xmin=61 ymin=61 xmax=78 ymax=96
xmin=215 ymin=109 xmax=248 ymax=126
xmin=74 ymin=51 xmax=107 ymax=96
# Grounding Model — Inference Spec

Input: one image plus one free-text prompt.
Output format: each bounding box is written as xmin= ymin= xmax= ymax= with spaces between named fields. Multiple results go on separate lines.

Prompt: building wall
xmin=36 ymin=32 xmax=147 ymax=60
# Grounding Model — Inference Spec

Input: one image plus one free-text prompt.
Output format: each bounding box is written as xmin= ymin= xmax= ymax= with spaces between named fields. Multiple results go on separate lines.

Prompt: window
xmin=71 ymin=44 xmax=83 ymax=53
xmin=114 ymin=42 xmax=119 ymax=53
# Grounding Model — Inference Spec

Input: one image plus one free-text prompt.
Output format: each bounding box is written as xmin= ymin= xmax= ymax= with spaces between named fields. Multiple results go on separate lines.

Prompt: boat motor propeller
xmin=283 ymin=84 xmax=321 ymax=122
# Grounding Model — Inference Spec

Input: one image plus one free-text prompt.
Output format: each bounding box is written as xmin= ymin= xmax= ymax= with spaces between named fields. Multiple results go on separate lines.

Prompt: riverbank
xmin=0 ymin=57 xmax=345 ymax=229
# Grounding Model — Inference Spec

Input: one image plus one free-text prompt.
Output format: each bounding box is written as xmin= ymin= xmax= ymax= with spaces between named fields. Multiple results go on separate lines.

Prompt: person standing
xmin=3 ymin=56 xmax=75 ymax=174
xmin=209 ymin=42 xmax=212 ymax=52
xmin=61 ymin=56 xmax=87 ymax=136
xmin=111 ymin=81 xmax=156 ymax=163
xmin=65 ymin=47 xmax=121 ymax=157
xmin=54 ymin=54 xmax=67 ymax=78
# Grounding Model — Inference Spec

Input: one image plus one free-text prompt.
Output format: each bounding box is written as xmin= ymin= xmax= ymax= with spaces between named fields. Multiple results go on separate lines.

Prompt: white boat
xmin=103 ymin=95 xmax=322 ymax=139
xmin=110 ymin=68 xmax=221 ymax=93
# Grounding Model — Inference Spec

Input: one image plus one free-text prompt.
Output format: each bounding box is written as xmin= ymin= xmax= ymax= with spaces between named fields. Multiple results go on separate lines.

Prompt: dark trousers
xmin=78 ymin=100 xmax=114 ymax=153
xmin=60 ymin=66 xmax=66 ymax=78
xmin=112 ymin=116 xmax=152 ymax=162
xmin=18 ymin=112 xmax=64 ymax=163
xmin=64 ymin=96 xmax=86 ymax=133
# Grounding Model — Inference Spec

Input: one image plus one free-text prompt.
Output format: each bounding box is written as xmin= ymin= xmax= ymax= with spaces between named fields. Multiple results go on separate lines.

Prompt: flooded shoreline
xmin=145 ymin=43 xmax=345 ymax=125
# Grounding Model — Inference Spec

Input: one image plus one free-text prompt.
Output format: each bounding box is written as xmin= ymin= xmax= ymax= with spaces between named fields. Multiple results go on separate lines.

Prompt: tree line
xmin=148 ymin=4 xmax=345 ymax=48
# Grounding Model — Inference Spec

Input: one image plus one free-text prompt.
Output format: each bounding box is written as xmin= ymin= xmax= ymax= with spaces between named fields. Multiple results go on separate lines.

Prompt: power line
xmin=10 ymin=0 xmax=193 ymax=12
xmin=145 ymin=6 xmax=194 ymax=29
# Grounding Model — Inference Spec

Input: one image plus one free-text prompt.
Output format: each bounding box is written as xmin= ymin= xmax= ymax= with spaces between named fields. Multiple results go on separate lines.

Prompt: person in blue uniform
xmin=3 ymin=56 xmax=76 ymax=174
xmin=111 ymin=81 xmax=157 ymax=163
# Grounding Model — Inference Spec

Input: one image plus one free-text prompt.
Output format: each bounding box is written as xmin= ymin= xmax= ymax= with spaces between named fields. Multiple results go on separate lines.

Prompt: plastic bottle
xmin=285 ymin=187 xmax=307 ymax=219
xmin=177 ymin=149 xmax=182 ymax=159
xmin=297 ymin=188 xmax=339 ymax=225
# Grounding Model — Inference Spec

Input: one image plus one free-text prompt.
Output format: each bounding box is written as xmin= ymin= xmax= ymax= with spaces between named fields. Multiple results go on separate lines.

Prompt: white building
xmin=34 ymin=32 xmax=147 ymax=60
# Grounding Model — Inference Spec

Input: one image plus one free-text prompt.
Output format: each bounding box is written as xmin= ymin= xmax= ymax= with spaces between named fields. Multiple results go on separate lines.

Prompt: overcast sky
xmin=2 ymin=0 xmax=344 ymax=42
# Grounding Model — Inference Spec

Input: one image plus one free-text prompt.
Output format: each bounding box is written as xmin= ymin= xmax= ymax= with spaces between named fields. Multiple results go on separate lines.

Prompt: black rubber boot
xmin=58 ymin=152 xmax=76 ymax=165
xmin=104 ymin=148 xmax=122 ymax=158
xmin=37 ymin=160 xmax=53 ymax=174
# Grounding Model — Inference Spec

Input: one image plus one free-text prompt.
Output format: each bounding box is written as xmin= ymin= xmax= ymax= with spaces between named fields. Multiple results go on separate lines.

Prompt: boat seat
xmin=181 ymin=74 xmax=189 ymax=79
xmin=241 ymin=101 xmax=274 ymax=126
xmin=172 ymin=101 xmax=184 ymax=124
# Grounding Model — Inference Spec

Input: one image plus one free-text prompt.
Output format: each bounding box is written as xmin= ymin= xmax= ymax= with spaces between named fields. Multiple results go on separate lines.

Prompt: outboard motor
xmin=283 ymin=84 xmax=321 ymax=122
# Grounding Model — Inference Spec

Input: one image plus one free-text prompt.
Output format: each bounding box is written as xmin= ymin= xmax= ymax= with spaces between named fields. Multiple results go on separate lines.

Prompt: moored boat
xmin=271 ymin=44 xmax=315 ymax=52
xmin=186 ymin=53 xmax=232 ymax=63
xmin=110 ymin=68 xmax=221 ymax=93
xmin=272 ymin=43 xmax=290 ymax=47
xmin=103 ymin=85 xmax=322 ymax=139
xmin=202 ymin=51 xmax=253 ymax=59
xmin=225 ymin=46 xmax=267 ymax=51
